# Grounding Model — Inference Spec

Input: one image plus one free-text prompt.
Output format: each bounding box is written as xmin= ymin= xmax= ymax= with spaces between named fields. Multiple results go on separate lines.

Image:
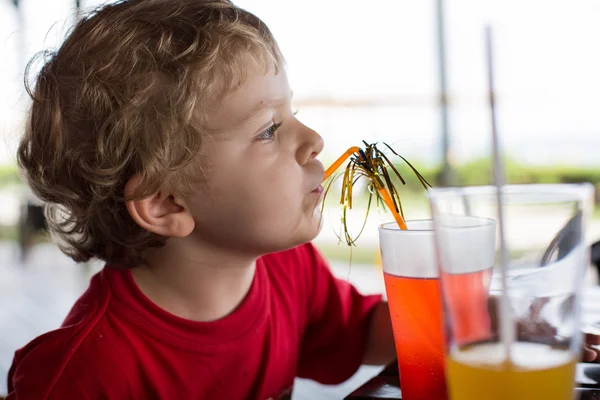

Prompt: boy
xmin=8 ymin=0 xmax=395 ymax=399
xmin=8 ymin=1 xmax=600 ymax=399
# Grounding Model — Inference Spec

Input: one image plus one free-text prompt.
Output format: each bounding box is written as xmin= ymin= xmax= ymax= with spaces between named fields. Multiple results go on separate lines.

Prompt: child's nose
xmin=296 ymin=125 xmax=324 ymax=165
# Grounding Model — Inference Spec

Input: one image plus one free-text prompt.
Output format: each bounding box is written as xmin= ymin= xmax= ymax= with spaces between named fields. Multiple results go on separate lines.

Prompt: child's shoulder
xmin=8 ymin=326 xmax=92 ymax=398
xmin=7 ymin=271 xmax=121 ymax=398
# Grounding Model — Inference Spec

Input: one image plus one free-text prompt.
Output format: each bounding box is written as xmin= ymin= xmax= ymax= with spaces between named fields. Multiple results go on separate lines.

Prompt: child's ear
xmin=124 ymin=176 xmax=195 ymax=238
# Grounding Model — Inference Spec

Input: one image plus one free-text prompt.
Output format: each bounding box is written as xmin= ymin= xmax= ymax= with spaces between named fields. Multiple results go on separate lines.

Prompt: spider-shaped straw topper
xmin=322 ymin=141 xmax=432 ymax=246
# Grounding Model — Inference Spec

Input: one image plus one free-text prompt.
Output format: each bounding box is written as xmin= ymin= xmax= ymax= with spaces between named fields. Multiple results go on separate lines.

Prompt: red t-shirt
xmin=7 ymin=243 xmax=381 ymax=400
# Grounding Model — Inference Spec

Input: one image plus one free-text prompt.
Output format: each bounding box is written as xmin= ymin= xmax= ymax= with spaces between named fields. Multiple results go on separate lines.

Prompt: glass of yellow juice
xmin=428 ymin=184 xmax=594 ymax=400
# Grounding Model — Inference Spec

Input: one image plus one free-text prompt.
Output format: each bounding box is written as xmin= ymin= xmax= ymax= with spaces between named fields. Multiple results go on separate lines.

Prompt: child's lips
xmin=311 ymin=185 xmax=324 ymax=194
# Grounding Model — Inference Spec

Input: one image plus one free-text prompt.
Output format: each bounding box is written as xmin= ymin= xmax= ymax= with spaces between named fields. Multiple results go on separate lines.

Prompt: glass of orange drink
xmin=378 ymin=217 xmax=496 ymax=400
xmin=429 ymin=184 xmax=594 ymax=400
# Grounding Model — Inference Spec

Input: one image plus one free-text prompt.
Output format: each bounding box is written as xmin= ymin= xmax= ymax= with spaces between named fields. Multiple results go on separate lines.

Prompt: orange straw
xmin=324 ymin=146 xmax=360 ymax=180
xmin=378 ymin=187 xmax=407 ymax=230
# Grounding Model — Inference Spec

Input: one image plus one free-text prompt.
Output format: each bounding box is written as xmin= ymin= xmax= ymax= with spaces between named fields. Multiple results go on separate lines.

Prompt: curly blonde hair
xmin=17 ymin=0 xmax=283 ymax=267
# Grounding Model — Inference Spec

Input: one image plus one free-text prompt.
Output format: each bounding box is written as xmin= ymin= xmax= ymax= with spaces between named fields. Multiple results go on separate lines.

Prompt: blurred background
xmin=0 ymin=0 xmax=599 ymax=398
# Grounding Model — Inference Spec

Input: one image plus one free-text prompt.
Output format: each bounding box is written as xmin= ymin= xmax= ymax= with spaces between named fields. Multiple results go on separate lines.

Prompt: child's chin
xmin=302 ymin=223 xmax=323 ymax=245
xmin=313 ymin=217 xmax=324 ymax=237
xmin=268 ymin=219 xmax=323 ymax=252
xmin=289 ymin=226 xmax=323 ymax=249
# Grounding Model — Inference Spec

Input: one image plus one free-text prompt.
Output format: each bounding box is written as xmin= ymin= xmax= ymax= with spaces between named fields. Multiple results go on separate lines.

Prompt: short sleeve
xmin=296 ymin=244 xmax=382 ymax=384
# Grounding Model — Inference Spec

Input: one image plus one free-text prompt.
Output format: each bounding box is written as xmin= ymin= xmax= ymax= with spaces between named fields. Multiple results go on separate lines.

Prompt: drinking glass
xmin=378 ymin=217 xmax=496 ymax=400
xmin=429 ymin=184 xmax=594 ymax=400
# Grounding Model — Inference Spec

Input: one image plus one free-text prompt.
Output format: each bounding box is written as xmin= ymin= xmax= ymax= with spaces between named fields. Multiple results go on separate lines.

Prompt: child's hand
xmin=583 ymin=332 xmax=600 ymax=362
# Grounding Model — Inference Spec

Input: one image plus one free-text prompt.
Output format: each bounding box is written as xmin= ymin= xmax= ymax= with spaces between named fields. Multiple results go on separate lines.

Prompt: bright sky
xmin=1 ymin=0 xmax=599 ymax=165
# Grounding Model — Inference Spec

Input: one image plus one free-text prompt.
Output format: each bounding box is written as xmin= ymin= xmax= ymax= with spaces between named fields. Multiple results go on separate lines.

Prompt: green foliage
xmin=0 ymin=164 xmax=22 ymax=187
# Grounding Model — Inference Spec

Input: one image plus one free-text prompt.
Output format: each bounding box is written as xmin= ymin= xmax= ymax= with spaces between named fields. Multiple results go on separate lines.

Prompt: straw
xmin=378 ymin=187 xmax=408 ymax=230
xmin=324 ymin=146 xmax=360 ymax=180
xmin=485 ymin=25 xmax=514 ymax=362
xmin=323 ymin=146 xmax=408 ymax=231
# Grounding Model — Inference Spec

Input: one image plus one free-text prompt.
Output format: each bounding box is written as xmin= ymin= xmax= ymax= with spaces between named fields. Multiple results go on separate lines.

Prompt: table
xmin=346 ymin=287 xmax=600 ymax=399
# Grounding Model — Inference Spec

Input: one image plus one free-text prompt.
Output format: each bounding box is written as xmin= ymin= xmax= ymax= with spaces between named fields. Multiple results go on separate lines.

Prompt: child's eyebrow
xmin=237 ymin=90 xmax=294 ymax=126
xmin=253 ymin=90 xmax=293 ymax=115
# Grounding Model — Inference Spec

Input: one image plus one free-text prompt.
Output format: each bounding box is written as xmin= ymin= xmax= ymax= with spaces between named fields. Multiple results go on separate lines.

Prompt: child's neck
xmin=130 ymin=238 xmax=257 ymax=322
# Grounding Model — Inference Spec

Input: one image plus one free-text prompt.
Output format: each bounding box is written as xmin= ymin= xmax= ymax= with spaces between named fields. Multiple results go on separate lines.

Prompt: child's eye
xmin=255 ymin=122 xmax=282 ymax=142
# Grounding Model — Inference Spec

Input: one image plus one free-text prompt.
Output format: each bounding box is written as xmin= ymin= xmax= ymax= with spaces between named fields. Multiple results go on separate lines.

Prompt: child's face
xmin=186 ymin=60 xmax=325 ymax=255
